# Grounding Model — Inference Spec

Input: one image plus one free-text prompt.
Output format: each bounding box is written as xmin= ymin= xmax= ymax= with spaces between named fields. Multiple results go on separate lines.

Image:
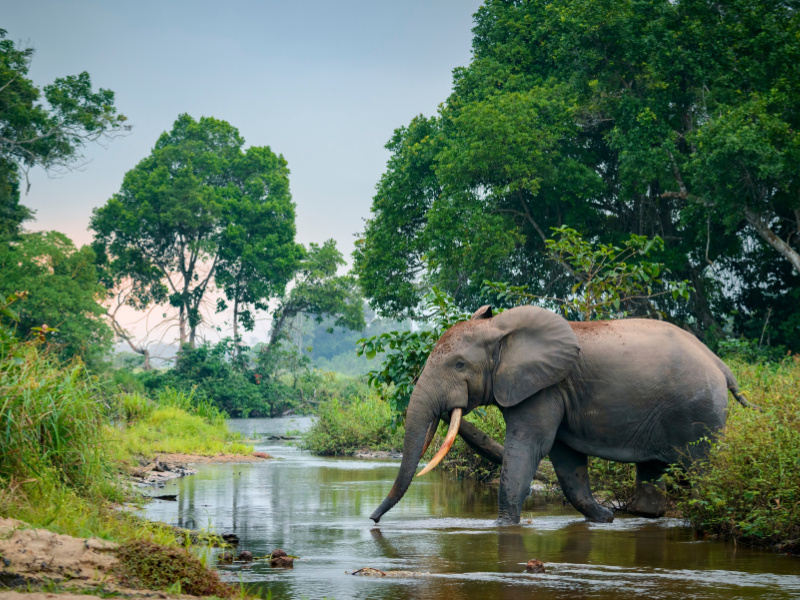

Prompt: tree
xmin=214 ymin=146 xmax=303 ymax=357
xmin=0 ymin=231 xmax=112 ymax=365
xmin=93 ymin=114 xmax=301 ymax=349
xmin=354 ymin=0 xmax=800 ymax=350
xmin=0 ymin=28 xmax=128 ymax=238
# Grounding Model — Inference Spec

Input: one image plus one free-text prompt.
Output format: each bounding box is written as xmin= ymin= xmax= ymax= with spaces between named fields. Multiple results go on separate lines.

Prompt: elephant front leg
xmin=548 ymin=440 xmax=614 ymax=523
xmin=627 ymin=460 xmax=668 ymax=518
xmin=496 ymin=397 xmax=562 ymax=526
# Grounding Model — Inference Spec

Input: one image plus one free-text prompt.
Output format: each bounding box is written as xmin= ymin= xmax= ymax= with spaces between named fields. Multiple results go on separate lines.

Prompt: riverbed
xmin=142 ymin=417 xmax=800 ymax=599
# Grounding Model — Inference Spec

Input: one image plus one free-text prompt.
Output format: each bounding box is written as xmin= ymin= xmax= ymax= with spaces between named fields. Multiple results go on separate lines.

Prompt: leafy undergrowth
xmin=113 ymin=540 xmax=235 ymax=597
xmin=301 ymin=394 xmax=404 ymax=455
xmin=669 ymin=358 xmax=800 ymax=549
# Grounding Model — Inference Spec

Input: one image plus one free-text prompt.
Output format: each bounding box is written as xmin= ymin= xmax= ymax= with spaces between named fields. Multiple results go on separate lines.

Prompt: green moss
xmin=113 ymin=540 xmax=234 ymax=597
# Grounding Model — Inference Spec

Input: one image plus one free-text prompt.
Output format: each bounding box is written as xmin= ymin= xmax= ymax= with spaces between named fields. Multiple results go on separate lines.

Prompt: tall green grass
xmin=0 ymin=339 xmax=172 ymax=543
xmin=0 ymin=336 xmax=250 ymax=541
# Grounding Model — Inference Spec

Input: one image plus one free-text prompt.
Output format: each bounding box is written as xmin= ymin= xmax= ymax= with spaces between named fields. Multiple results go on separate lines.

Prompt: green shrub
xmin=670 ymin=359 xmax=800 ymax=546
xmin=302 ymin=395 xmax=404 ymax=455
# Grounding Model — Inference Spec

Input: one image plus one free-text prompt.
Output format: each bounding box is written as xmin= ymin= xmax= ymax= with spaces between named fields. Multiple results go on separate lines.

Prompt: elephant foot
xmin=495 ymin=514 xmax=520 ymax=526
xmin=584 ymin=505 xmax=614 ymax=523
xmin=628 ymin=481 xmax=667 ymax=518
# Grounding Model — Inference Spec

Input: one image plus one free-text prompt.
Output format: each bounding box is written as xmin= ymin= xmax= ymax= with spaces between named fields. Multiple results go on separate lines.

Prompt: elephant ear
xmin=471 ymin=305 xmax=493 ymax=320
xmin=492 ymin=306 xmax=580 ymax=407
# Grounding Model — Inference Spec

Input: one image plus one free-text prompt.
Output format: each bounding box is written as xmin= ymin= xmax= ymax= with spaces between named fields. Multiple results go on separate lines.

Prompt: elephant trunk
xmin=370 ymin=387 xmax=446 ymax=523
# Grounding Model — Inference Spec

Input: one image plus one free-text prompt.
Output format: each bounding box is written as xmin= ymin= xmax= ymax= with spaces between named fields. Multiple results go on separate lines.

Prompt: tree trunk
xmin=233 ymin=297 xmax=240 ymax=360
xmin=744 ymin=207 xmax=800 ymax=275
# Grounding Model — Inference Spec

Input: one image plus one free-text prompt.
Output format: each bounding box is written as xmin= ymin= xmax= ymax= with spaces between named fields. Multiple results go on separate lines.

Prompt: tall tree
xmin=354 ymin=0 xmax=800 ymax=349
xmin=0 ymin=28 xmax=128 ymax=238
xmin=94 ymin=115 xmax=233 ymax=346
xmin=214 ymin=146 xmax=303 ymax=356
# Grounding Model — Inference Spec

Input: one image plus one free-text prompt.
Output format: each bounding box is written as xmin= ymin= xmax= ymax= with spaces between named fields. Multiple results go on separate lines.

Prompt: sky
xmin=4 ymin=0 xmax=480 ymax=251
xmin=4 ymin=0 xmax=482 ymax=346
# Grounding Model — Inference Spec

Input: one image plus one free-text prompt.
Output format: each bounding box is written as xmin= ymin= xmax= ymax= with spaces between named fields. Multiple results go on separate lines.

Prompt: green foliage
xmin=588 ymin=460 xmax=637 ymax=511
xmin=92 ymin=113 xmax=302 ymax=346
xmin=0 ymin=28 xmax=127 ymax=238
xmin=668 ymin=359 xmax=800 ymax=546
xmin=265 ymin=240 xmax=365 ymax=351
xmin=145 ymin=339 xmax=267 ymax=418
xmin=357 ymin=287 xmax=469 ymax=419
xmin=717 ymin=337 xmax=789 ymax=364
xmin=486 ymin=227 xmax=691 ymax=320
xmin=214 ymin=146 xmax=302 ymax=341
xmin=0 ymin=231 xmax=112 ymax=366
xmin=354 ymin=0 xmax=800 ymax=350
xmin=301 ymin=395 xmax=404 ymax=456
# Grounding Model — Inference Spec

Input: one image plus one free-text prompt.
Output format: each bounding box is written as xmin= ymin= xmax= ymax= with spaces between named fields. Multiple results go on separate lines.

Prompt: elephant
xmin=370 ymin=305 xmax=753 ymax=525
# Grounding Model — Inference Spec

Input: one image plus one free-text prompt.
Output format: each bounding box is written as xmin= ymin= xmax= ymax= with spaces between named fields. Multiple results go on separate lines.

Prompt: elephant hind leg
xmin=549 ymin=440 xmax=614 ymax=523
xmin=627 ymin=460 xmax=668 ymax=518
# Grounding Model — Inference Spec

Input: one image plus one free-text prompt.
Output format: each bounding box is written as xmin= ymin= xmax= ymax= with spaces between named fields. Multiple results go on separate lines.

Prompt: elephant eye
xmin=456 ymin=361 xmax=466 ymax=370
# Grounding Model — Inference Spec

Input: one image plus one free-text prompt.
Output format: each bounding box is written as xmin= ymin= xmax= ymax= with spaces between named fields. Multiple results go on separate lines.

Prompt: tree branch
xmin=744 ymin=207 xmax=800 ymax=275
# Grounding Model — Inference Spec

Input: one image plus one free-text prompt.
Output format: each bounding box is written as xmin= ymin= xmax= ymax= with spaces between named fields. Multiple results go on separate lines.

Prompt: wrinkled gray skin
xmin=371 ymin=305 xmax=750 ymax=525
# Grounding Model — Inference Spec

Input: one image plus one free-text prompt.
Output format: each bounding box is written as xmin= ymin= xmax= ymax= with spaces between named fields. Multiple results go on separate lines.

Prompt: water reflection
xmin=142 ymin=417 xmax=800 ymax=599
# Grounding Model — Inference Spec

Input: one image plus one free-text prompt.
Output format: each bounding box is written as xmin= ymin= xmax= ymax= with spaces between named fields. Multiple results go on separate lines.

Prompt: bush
xmin=301 ymin=394 xmax=404 ymax=455
xmin=670 ymin=358 xmax=800 ymax=547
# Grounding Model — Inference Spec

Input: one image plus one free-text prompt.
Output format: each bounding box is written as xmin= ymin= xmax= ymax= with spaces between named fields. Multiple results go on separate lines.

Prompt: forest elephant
xmin=370 ymin=305 xmax=753 ymax=525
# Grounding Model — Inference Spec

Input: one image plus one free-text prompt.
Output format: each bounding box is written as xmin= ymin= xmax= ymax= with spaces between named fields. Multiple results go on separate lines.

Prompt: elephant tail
xmin=720 ymin=363 xmax=761 ymax=412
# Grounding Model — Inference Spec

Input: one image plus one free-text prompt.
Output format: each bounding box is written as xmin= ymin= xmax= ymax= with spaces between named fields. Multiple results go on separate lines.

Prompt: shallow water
xmin=143 ymin=417 xmax=800 ymax=599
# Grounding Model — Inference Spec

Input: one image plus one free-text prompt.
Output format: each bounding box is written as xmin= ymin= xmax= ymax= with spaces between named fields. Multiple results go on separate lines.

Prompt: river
xmin=142 ymin=416 xmax=800 ymax=600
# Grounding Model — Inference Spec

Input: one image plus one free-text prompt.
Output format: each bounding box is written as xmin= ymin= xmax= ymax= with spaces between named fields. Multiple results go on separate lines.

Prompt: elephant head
xmin=370 ymin=305 xmax=580 ymax=522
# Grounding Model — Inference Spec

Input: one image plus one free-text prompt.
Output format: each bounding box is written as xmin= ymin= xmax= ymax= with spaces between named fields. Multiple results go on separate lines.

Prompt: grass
xmin=110 ymin=387 xmax=251 ymax=461
xmin=0 ymin=337 xmax=250 ymax=546
xmin=301 ymin=394 xmax=404 ymax=455
xmin=0 ymin=339 xmax=177 ymax=544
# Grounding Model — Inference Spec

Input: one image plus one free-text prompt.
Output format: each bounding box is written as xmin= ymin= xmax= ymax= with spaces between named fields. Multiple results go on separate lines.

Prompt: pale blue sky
xmin=4 ymin=0 xmax=482 ymax=258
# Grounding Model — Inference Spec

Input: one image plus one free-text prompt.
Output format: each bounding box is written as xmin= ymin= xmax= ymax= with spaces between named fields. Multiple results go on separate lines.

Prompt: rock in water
xmin=270 ymin=556 xmax=293 ymax=567
xmin=239 ymin=551 xmax=253 ymax=562
xmin=526 ymin=559 xmax=546 ymax=573
xmin=271 ymin=548 xmax=287 ymax=558
xmin=218 ymin=552 xmax=234 ymax=564
xmin=351 ymin=567 xmax=387 ymax=577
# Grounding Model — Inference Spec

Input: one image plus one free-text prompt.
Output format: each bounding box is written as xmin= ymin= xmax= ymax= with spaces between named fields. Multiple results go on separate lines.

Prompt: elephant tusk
xmin=416 ymin=408 xmax=462 ymax=477
xmin=420 ymin=419 xmax=438 ymax=457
